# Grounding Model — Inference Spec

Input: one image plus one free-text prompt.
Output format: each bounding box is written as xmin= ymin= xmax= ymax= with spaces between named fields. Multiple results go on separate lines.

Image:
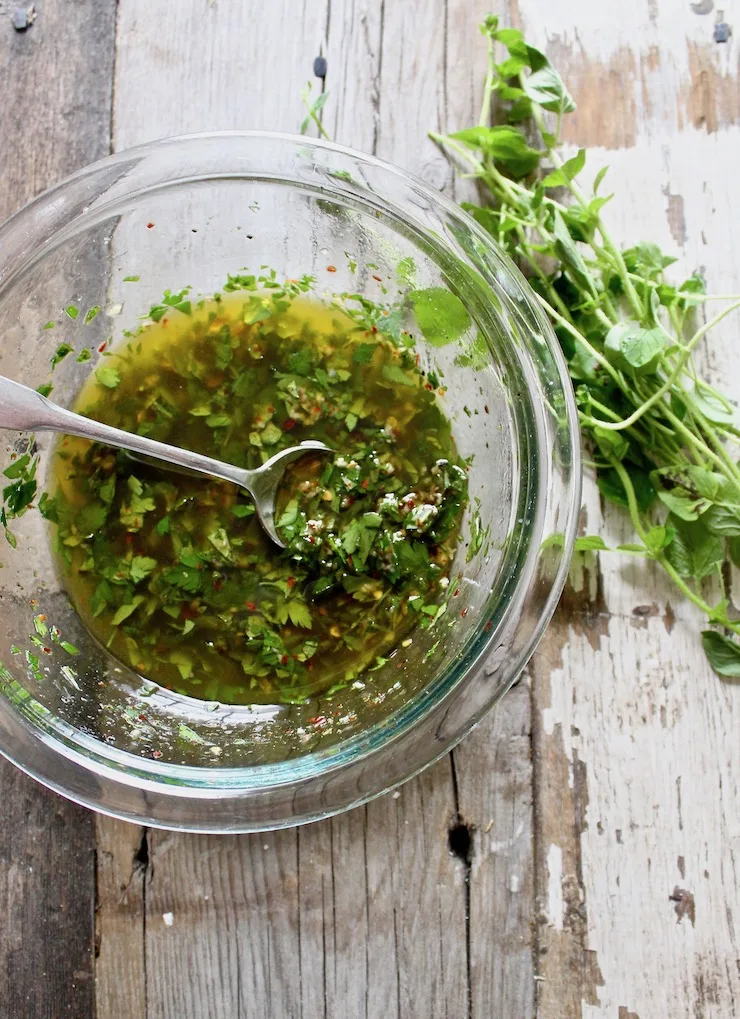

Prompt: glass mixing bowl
xmin=0 ymin=133 xmax=580 ymax=832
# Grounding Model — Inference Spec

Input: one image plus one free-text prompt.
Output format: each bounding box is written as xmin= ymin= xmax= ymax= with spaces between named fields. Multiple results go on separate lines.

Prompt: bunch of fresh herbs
xmin=427 ymin=15 xmax=740 ymax=676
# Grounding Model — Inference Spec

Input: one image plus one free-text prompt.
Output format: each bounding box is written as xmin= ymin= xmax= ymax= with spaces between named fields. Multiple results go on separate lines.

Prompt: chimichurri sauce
xmin=43 ymin=281 xmax=468 ymax=704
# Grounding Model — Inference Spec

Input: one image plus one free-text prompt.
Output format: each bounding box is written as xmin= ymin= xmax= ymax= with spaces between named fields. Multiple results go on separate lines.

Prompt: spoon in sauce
xmin=0 ymin=374 xmax=330 ymax=547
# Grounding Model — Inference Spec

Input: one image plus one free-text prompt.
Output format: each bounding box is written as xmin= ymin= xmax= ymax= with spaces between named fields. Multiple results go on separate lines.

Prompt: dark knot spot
xmin=448 ymin=821 xmax=473 ymax=866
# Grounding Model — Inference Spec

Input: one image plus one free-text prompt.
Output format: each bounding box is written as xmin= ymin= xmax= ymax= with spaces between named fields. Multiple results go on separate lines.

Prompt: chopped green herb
xmin=51 ymin=343 xmax=74 ymax=368
xmin=96 ymin=364 xmax=120 ymax=389
xmin=409 ymin=288 xmax=471 ymax=347
xmin=41 ymin=282 xmax=467 ymax=705
xmin=111 ymin=597 xmax=145 ymax=626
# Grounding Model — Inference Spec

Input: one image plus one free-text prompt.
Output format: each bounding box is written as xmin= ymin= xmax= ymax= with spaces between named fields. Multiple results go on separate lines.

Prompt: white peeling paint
xmin=546 ymin=844 xmax=564 ymax=933
xmin=489 ymin=821 xmax=525 ymax=854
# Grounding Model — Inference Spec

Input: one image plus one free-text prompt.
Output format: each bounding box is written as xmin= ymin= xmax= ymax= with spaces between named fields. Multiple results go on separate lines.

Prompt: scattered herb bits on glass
xmin=41 ymin=276 xmax=468 ymax=705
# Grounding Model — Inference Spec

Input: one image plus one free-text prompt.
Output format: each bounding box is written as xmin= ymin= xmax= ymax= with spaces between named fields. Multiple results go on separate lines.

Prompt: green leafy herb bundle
xmin=430 ymin=16 xmax=740 ymax=676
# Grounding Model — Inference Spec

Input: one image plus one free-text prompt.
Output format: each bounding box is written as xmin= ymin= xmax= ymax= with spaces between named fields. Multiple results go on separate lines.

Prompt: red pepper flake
xmin=98 ymin=341 xmax=107 ymax=353
xmin=453 ymin=588 xmax=460 ymax=597
xmin=326 ymin=265 xmax=337 ymax=272
xmin=152 ymin=749 xmax=163 ymax=759
xmin=483 ymin=620 xmax=493 ymax=632
xmin=425 ymin=382 xmax=434 ymax=390
xmin=283 ymin=418 xmax=296 ymax=431
xmin=287 ymin=576 xmax=296 ymax=588
xmin=460 ymin=608 xmax=468 ymax=618
xmin=280 ymin=654 xmax=289 ymax=665
xmin=361 ymin=478 xmax=369 ymax=489
xmin=372 ymin=325 xmax=378 ymax=333
xmin=139 ymin=714 xmax=148 ymax=723
xmin=308 ymin=715 xmax=326 ymax=726
xmin=125 ymin=534 xmax=134 ymax=546
xmin=245 ymin=601 xmax=257 ymax=611
xmin=147 ymin=222 xmax=155 ymax=229
xmin=484 ymin=405 xmax=490 ymax=414
xmin=372 ymin=274 xmax=382 ymax=282
xmin=42 ymin=646 xmax=52 ymax=655
xmin=213 ymin=579 xmax=223 ymax=592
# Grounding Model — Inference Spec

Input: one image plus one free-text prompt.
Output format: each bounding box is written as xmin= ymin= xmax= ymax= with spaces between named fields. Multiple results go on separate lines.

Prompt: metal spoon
xmin=0 ymin=374 xmax=329 ymax=547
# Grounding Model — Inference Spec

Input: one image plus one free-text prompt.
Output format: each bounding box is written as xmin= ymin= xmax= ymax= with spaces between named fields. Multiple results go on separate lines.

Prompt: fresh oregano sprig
xmin=431 ymin=15 xmax=740 ymax=677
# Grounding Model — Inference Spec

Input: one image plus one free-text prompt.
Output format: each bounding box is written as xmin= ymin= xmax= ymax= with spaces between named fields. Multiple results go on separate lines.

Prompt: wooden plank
xmin=0 ymin=2 xmax=116 ymax=1016
xmin=112 ymin=0 xmax=330 ymax=150
xmin=95 ymin=817 xmax=147 ymax=1018
xmin=97 ymin=2 xmax=535 ymax=1017
xmin=455 ymin=683 xmax=535 ymax=1019
xmin=509 ymin=1 xmax=740 ymax=1016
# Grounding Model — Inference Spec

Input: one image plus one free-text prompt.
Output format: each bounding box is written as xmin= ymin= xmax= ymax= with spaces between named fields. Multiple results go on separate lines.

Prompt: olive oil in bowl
xmin=43 ymin=278 xmax=468 ymax=705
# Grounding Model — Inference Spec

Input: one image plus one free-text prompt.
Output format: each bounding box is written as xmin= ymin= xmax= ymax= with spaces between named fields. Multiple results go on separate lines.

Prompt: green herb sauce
xmin=42 ymin=280 xmax=468 ymax=704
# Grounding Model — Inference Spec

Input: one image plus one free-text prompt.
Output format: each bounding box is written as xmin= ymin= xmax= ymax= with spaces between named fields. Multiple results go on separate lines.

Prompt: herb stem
xmin=588 ymin=300 xmax=740 ymax=434
xmin=526 ymin=96 xmax=645 ymax=322
xmin=534 ymin=294 xmax=625 ymax=386
xmin=611 ymin=459 xmax=726 ymax=620
xmin=610 ymin=459 xmax=649 ymax=543
xmin=478 ymin=34 xmax=497 ymax=127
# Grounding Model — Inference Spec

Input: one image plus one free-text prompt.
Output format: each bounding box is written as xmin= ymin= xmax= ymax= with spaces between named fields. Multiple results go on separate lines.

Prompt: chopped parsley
xmin=41 ymin=281 xmax=468 ymax=705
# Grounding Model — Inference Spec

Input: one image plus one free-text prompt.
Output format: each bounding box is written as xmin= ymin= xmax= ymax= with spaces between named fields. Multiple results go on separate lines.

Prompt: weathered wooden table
xmin=1 ymin=2 xmax=738 ymax=1016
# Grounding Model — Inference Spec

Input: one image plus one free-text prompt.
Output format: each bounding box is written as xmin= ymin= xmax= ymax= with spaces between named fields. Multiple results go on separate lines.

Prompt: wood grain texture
xmin=95 ymin=816 xmax=147 ymax=1017
xmin=512 ymin=2 xmax=740 ymax=1017
xmin=96 ymin=2 xmax=534 ymax=1018
xmin=0 ymin=1 xmax=116 ymax=1015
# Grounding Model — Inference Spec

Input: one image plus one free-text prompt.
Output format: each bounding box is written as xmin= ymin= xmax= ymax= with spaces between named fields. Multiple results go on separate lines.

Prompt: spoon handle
xmin=0 ymin=374 xmax=253 ymax=493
